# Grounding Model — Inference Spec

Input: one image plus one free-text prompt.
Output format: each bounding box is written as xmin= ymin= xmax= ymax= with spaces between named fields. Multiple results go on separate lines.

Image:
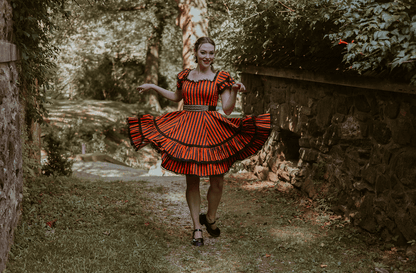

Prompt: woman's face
xmin=196 ymin=43 xmax=215 ymax=69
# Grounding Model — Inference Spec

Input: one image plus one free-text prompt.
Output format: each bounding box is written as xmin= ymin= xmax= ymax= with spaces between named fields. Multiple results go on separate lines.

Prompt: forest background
xmin=13 ymin=0 xmax=416 ymax=176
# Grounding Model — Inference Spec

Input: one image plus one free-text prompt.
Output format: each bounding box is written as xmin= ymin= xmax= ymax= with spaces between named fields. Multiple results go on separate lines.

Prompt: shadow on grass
xmin=7 ymin=176 xmax=178 ymax=273
xmin=7 ymin=175 xmax=416 ymax=272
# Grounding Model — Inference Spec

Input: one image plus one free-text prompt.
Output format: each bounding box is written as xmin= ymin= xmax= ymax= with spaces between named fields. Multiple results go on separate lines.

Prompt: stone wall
xmin=0 ymin=0 xmax=23 ymax=271
xmin=242 ymin=66 xmax=416 ymax=246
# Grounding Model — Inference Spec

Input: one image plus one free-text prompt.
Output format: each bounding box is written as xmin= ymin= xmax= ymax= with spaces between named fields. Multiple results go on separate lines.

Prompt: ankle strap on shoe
xmin=193 ymin=229 xmax=203 ymax=233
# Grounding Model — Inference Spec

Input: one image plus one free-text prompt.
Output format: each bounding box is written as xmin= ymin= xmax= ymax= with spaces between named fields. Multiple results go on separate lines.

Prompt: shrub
xmin=41 ymin=131 xmax=73 ymax=177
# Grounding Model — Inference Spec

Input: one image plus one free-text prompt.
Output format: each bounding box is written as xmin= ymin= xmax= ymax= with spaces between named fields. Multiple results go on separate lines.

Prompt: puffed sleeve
xmin=177 ymin=69 xmax=190 ymax=90
xmin=217 ymin=71 xmax=236 ymax=94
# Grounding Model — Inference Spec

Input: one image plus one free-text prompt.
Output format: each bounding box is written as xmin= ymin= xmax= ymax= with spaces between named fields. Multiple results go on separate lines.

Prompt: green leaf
xmin=374 ymin=31 xmax=389 ymax=40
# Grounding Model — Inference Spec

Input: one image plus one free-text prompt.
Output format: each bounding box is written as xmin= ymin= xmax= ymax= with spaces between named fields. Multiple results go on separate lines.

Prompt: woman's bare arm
xmin=220 ymin=83 xmax=246 ymax=115
xmin=137 ymin=84 xmax=182 ymax=102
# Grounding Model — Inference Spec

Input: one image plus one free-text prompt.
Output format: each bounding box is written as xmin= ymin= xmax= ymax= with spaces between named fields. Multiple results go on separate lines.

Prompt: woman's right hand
xmin=137 ymin=84 xmax=155 ymax=94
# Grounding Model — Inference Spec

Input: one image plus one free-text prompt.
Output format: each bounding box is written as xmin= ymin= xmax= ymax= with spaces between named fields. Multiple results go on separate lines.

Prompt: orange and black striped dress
xmin=127 ymin=69 xmax=271 ymax=176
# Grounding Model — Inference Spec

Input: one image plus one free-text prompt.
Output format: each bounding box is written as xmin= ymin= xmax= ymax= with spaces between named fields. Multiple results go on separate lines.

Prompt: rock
xmin=372 ymin=121 xmax=392 ymax=144
xmin=241 ymin=158 xmax=252 ymax=168
xmin=374 ymin=267 xmax=389 ymax=273
xmin=299 ymin=137 xmax=311 ymax=148
xmin=253 ymin=166 xmax=269 ymax=181
xmin=275 ymin=181 xmax=294 ymax=193
xmin=385 ymin=101 xmax=400 ymax=119
xmin=406 ymin=244 xmax=416 ymax=257
xmin=331 ymin=113 xmax=345 ymax=124
xmin=301 ymin=176 xmax=317 ymax=199
xmin=340 ymin=116 xmax=362 ymax=139
xmin=299 ymin=148 xmax=319 ymax=162
xmin=228 ymin=170 xmax=257 ymax=180
xmin=355 ymin=95 xmax=371 ymax=113
xmin=357 ymin=194 xmax=377 ymax=233
xmin=267 ymin=171 xmax=279 ymax=182
xmin=277 ymin=169 xmax=290 ymax=182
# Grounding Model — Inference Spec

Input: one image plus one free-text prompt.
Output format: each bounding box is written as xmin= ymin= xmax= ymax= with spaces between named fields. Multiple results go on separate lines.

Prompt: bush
xmin=41 ymin=131 xmax=73 ymax=177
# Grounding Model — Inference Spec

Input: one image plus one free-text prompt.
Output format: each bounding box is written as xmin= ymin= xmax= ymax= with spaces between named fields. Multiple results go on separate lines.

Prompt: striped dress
xmin=127 ymin=69 xmax=271 ymax=176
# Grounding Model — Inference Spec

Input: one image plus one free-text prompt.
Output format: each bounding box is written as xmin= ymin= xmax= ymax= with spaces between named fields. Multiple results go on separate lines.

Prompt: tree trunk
xmin=176 ymin=0 xmax=209 ymax=110
xmin=144 ymin=40 xmax=162 ymax=112
xmin=176 ymin=0 xmax=209 ymax=69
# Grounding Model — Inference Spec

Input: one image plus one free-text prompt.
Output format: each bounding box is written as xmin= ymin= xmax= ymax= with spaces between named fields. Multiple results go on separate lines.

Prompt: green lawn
xmin=6 ymin=176 xmax=416 ymax=272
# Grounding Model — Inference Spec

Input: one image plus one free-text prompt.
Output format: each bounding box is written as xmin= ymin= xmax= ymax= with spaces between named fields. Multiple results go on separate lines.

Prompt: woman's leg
xmin=206 ymin=174 xmax=224 ymax=229
xmin=186 ymin=175 xmax=202 ymax=238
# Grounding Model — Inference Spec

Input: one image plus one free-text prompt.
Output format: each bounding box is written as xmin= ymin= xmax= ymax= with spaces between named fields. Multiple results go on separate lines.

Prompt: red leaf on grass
xmin=46 ymin=219 xmax=57 ymax=227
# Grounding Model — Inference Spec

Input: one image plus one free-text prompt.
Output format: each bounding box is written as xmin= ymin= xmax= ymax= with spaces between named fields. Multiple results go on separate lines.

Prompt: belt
xmin=183 ymin=105 xmax=216 ymax=111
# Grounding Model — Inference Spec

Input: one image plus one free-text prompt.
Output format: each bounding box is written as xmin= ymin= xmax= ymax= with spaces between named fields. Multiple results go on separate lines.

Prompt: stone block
xmin=270 ymin=87 xmax=286 ymax=104
xmin=340 ymin=116 xmax=361 ymax=139
xmin=331 ymin=113 xmax=345 ymax=124
xmin=276 ymin=181 xmax=294 ymax=193
xmin=299 ymin=137 xmax=311 ymax=148
xmin=299 ymin=106 xmax=312 ymax=116
xmin=362 ymin=165 xmax=377 ymax=185
xmin=0 ymin=62 xmax=22 ymax=272
xmin=307 ymin=119 xmax=323 ymax=137
xmin=301 ymin=176 xmax=317 ymax=199
xmin=359 ymin=121 xmax=369 ymax=137
xmin=390 ymin=148 xmax=416 ymax=189
xmin=355 ymin=111 xmax=370 ymax=122
xmin=253 ymin=165 xmax=269 ymax=181
xmin=299 ymin=148 xmax=319 ymax=162
xmin=392 ymin=120 xmax=412 ymax=145
xmin=316 ymin=97 xmax=334 ymax=128
xmin=336 ymin=96 xmax=352 ymax=115
xmin=357 ymin=193 xmax=377 ymax=233
xmin=375 ymin=174 xmax=391 ymax=195
xmin=267 ymin=171 xmax=279 ymax=182
xmin=385 ymin=101 xmax=400 ymax=119
xmin=323 ymin=124 xmax=340 ymax=146
xmin=354 ymin=95 xmax=371 ymax=113
xmin=395 ymin=209 xmax=416 ymax=241
xmin=372 ymin=121 xmax=392 ymax=144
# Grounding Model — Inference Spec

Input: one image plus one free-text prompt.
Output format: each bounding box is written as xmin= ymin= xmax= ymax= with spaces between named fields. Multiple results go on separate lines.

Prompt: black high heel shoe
xmin=199 ymin=214 xmax=221 ymax=237
xmin=192 ymin=229 xmax=204 ymax=246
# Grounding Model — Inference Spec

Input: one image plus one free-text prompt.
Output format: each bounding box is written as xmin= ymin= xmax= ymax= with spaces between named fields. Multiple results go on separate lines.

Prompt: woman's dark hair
xmin=194 ymin=37 xmax=215 ymax=63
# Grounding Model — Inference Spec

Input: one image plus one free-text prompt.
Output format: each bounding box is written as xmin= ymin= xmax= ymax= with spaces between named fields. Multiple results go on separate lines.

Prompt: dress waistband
xmin=183 ymin=105 xmax=216 ymax=111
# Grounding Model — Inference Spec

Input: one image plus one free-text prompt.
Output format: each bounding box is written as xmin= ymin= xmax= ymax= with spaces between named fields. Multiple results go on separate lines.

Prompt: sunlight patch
xmin=241 ymin=181 xmax=275 ymax=190
xmin=269 ymin=226 xmax=317 ymax=244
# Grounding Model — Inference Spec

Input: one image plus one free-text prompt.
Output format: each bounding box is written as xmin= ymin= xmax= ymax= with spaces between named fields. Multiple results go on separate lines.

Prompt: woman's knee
xmin=186 ymin=175 xmax=200 ymax=190
xmin=209 ymin=175 xmax=224 ymax=191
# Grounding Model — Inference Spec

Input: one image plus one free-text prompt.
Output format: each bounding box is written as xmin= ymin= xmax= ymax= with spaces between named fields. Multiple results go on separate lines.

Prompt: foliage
xmin=11 ymin=0 xmax=69 ymax=123
xmin=21 ymin=123 xmax=41 ymax=181
xmin=220 ymin=0 xmax=416 ymax=84
xmin=75 ymin=52 xmax=145 ymax=102
xmin=327 ymin=0 xmax=416 ymax=84
xmin=41 ymin=131 xmax=73 ymax=177
xmin=51 ymin=0 xmax=182 ymax=102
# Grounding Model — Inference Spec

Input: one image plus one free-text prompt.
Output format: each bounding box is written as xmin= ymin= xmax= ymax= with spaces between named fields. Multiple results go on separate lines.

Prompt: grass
xmin=7 ymin=176 xmax=416 ymax=272
xmin=7 ymin=177 xmax=177 ymax=272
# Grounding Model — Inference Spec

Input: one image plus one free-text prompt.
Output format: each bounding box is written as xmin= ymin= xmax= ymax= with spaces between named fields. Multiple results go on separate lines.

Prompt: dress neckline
xmin=185 ymin=69 xmax=220 ymax=83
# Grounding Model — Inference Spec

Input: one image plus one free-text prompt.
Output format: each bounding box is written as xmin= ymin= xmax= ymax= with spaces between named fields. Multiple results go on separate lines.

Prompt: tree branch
xmin=118 ymin=4 xmax=146 ymax=12
xmin=278 ymin=1 xmax=294 ymax=12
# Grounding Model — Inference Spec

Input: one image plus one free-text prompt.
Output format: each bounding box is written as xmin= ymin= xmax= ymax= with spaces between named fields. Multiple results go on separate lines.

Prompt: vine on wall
xmin=11 ymin=0 xmax=69 ymax=123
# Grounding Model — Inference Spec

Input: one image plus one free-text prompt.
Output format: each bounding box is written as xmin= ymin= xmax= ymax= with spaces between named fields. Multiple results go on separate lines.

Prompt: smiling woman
xmin=127 ymin=36 xmax=271 ymax=247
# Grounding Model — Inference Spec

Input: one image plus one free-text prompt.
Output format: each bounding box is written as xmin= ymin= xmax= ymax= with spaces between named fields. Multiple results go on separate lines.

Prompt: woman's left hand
xmin=232 ymin=82 xmax=247 ymax=93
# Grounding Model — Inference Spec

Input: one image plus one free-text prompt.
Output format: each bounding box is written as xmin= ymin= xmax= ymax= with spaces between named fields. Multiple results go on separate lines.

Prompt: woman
xmin=127 ymin=37 xmax=270 ymax=246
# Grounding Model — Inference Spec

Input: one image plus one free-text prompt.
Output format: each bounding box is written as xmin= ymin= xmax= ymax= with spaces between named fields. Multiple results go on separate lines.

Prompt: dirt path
xmin=128 ymin=172 xmax=413 ymax=273
xmin=67 ymin=156 xmax=414 ymax=272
